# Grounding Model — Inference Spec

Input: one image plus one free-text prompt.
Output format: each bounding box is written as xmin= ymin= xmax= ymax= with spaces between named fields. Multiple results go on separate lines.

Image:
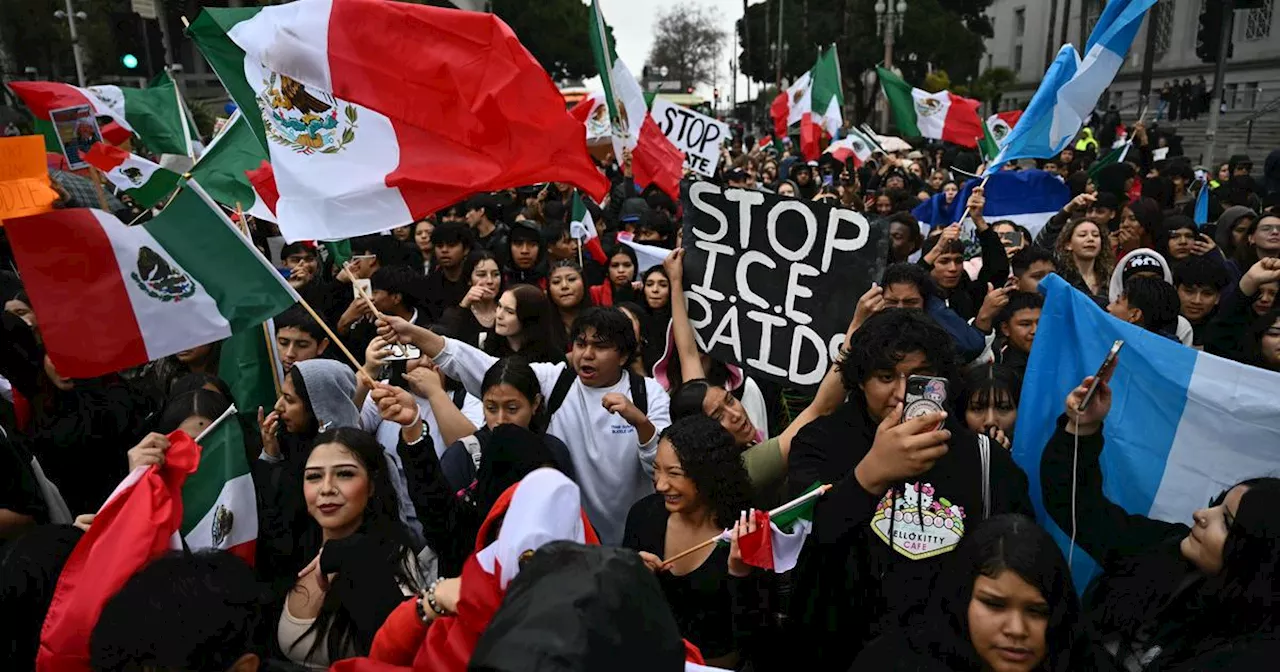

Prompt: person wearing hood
xmin=785 ymin=309 xmax=1033 ymax=670
xmin=1109 ymin=248 xmax=1197 ymax=346
xmin=1043 ymin=374 xmax=1280 ymax=671
xmin=1213 ymin=206 xmax=1257 ymax=276
xmin=502 ymin=221 xmax=547 ymax=290
xmin=329 ymin=468 xmax=600 ymax=672
xmin=790 ymin=161 xmax=819 ymax=200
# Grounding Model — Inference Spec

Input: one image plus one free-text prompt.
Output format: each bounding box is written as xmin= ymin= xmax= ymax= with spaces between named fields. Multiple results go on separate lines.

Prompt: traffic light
xmin=1195 ymin=2 xmax=1235 ymax=64
xmin=109 ymin=12 xmax=162 ymax=77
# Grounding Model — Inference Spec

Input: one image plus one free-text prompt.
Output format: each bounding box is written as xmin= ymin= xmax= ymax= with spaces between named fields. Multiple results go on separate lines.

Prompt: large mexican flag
xmin=4 ymin=181 xmax=299 ymax=379
xmin=186 ymin=0 xmax=608 ymax=242
xmin=876 ymin=67 xmax=984 ymax=149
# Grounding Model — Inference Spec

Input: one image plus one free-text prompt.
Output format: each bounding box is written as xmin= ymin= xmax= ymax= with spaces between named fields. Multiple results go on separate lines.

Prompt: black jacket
xmin=785 ymin=401 xmax=1033 ymax=669
xmin=1040 ymin=417 xmax=1280 ymax=670
xmin=918 ymin=225 xmax=1009 ymax=322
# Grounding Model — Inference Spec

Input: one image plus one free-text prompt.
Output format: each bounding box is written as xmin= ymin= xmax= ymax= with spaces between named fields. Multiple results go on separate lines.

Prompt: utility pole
xmin=775 ymin=0 xmax=785 ymax=87
xmin=1045 ymin=0 xmax=1059 ymax=71
xmin=1060 ymin=0 xmax=1073 ymax=46
xmin=741 ymin=0 xmax=750 ymax=101
xmin=55 ymin=0 xmax=88 ymax=88
xmin=1204 ymin=0 xmax=1235 ymax=167
xmin=1138 ymin=1 xmax=1161 ymax=114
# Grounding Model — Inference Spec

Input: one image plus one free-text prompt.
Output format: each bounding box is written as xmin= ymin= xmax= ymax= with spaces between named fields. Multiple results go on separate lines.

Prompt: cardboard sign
xmin=0 ymin=135 xmax=60 ymax=221
xmin=651 ymin=100 xmax=729 ymax=177
xmin=50 ymin=105 xmax=103 ymax=171
xmin=681 ymin=182 xmax=888 ymax=390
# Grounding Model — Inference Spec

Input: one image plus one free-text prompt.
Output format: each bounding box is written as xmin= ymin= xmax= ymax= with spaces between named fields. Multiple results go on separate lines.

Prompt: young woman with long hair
xmin=438 ymin=251 xmax=503 ymax=348
xmin=588 ymin=245 xmax=640 ymax=307
xmin=484 ymin=283 xmax=565 ymax=364
xmin=1055 ymin=217 xmax=1115 ymax=298
xmin=547 ymin=260 xmax=593 ymax=350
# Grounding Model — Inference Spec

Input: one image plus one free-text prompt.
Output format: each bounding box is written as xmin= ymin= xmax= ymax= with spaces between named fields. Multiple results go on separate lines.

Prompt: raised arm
xmin=662 ymin=248 xmax=707 ymax=386
xmin=378 ymin=315 xmax=498 ymax=398
xmin=403 ymin=363 xmax=479 ymax=447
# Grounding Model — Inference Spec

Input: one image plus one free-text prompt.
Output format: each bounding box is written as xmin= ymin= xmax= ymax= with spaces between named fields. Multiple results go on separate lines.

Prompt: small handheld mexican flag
xmin=732 ymin=482 xmax=827 ymax=572
xmin=178 ymin=405 xmax=258 ymax=563
xmin=82 ymin=143 xmax=182 ymax=208
xmin=569 ymin=191 xmax=596 ymax=241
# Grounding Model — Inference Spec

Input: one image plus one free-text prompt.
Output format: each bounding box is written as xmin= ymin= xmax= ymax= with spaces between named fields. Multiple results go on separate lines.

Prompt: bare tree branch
xmin=647 ymin=3 xmax=726 ymax=90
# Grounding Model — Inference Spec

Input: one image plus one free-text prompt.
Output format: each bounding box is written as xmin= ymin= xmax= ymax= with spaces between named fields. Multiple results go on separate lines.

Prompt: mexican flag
xmin=734 ymin=483 xmax=827 ymax=572
xmin=4 ymin=181 xmax=299 ymax=379
xmin=9 ymin=81 xmax=134 ymax=154
xmin=189 ymin=110 xmax=276 ymax=221
xmin=877 ymin=67 xmax=984 ymax=149
xmin=85 ymin=73 xmax=194 ymax=157
xmin=979 ymin=111 xmax=1024 ymax=161
xmin=177 ymin=405 xmax=257 ymax=563
xmin=587 ymin=0 xmax=685 ymax=200
xmin=37 ymin=430 xmax=202 ymax=672
xmin=218 ymin=318 xmax=282 ymax=427
xmin=769 ymin=46 xmax=843 ymax=160
xmin=569 ymin=191 xmax=597 ymax=241
xmin=82 ymin=143 xmax=182 ymax=208
xmin=826 ymin=127 xmax=878 ymax=166
xmin=187 ymin=0 xmax=608 ymax=243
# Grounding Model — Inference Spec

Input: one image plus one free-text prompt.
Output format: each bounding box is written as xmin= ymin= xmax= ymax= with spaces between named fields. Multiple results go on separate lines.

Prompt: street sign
xmin=131 ymin=0 xmax=157 ymax=20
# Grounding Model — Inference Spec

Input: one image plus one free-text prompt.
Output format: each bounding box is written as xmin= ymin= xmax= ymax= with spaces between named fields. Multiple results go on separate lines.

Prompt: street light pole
xmin=55 ymin=0 xmax=88 ymax=87
xmin=875 ymin=1 xmax=906 ymax=133
xmin=1204 ymin=0 xmax=1235 ymax=168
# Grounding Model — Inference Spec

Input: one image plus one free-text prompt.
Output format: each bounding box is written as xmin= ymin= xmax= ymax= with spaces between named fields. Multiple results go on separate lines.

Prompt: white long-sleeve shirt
xmin=433 ymin=337 xmax=670 ymax=544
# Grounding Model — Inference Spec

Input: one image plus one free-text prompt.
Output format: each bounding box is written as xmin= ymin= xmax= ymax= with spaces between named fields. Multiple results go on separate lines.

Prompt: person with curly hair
xmin=622 ymin=415 xmax=762 ymax=669
xmin=785 ymin=309 xmax=1034 ymax=670
xmin=1054 ymin=216 xmax=1116 ymax=300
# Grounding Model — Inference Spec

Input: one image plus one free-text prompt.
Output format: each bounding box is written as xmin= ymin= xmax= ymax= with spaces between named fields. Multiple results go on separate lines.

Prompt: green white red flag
xmin=769 ymin=46 xmax=843 ymax=160
xmin=979 ymin=110 xmax=1024 ymax=161
xmin=9 ymin=78 xmax=191 ymax=156
xmin=188 ymin=110 xmax=276 ymax=221
xmin=177 ymin=405 xmax=257 ymax=563
xmin=188 ymin=0 xmax=608 ymax=242
xmin=569 ymin=191 xmax=597 ymax=241
xmin=877 ymin=67 xmax=984 ymax=149
xmin=586 ymin=0 xmax=685 ymax=200
xmin=82 ymin=143 xmax=181 ymax=208
xmin=4 ymin=181 xmax=299 ymax=379
xmin=731 ymin=483 xmax=826 ymax=572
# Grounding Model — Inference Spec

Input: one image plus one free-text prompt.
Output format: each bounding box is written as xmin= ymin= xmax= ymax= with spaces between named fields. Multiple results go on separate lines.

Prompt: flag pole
xmin=89 ymin=166 xmax=112 ymax=211
xmin=294 ymin=294 xmax=377 ymax=388
xmin=236 ymin=201 xmax=284 ymax=399
xmin=194 ymin=403 xmax=238 ymax=443
xmin=344 ymin=261 xmax=386 ymax=322
xmin=169 ymin=67 xmax=196 ymax=160
xmin=660 ymin=484 xmax=831 ymax=568
xmin=128 ymin=173 xmax=189 ymax=225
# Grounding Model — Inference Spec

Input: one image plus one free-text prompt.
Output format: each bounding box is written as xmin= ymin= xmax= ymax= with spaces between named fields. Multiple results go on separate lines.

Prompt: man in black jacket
xmin=786 ymin=309 xmax=1033 ymax=670
xmin=918 ymin=187 xmax=1009 ymax=321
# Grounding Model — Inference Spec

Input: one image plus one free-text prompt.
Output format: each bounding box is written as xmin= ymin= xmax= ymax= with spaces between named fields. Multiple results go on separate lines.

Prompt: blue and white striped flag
xmin=986 ymin=0 xmax=1158 ymax=174
xmin=1013 ymin=274 xmax=1280 ymax=587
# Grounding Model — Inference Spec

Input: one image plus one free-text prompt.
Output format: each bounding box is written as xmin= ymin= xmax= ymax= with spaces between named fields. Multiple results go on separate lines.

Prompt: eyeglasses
xmin=1256 ymin=224 xmax=1280 ymax=234
xmin=349 ymin=254 xmax=378 ymax=261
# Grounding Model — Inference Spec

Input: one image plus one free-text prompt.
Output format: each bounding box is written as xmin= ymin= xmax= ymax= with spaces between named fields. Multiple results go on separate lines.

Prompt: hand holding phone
xmin=903 ymin=376 xmax=949 ymax=431
xmin=1076 ymin=341 xmax=1122 ymax=413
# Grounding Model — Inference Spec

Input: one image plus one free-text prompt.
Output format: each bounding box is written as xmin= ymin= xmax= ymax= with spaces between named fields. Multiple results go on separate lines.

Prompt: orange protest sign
xmin=0 ymin=135 xmax=60 ymax=222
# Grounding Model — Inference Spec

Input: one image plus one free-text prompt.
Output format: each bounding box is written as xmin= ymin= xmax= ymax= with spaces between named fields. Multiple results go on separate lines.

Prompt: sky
xmin=590 ymin=0 xmax=757 ymax=106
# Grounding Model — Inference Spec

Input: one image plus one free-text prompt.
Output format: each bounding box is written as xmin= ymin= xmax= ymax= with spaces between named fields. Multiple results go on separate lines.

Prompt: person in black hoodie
xmin=502 ymin=221 xmax=547 ymax=290
xmin=1042 ymin=373 xmax=1280 ymax=670
xmin=786 ymin=308 xmax=1033 ymax=669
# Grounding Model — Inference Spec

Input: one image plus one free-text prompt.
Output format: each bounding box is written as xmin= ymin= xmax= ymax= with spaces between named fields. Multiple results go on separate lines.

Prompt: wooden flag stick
xmin=294 ymin=295 xmax=377 ymax=388
xmin=659 ymin=484 xmax=832 ymax=568
xmin=236 ymin=201 xmax=284 ymax=398
xmin=89 ymin=167 xmax=112 ymax=211
xmin=344 ymin=262 xmax=386 ymax=322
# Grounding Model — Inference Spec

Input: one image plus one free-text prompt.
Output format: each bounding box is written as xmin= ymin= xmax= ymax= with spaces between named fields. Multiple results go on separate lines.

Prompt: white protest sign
xmin=651 ymin=99 xmax=729 ymax=177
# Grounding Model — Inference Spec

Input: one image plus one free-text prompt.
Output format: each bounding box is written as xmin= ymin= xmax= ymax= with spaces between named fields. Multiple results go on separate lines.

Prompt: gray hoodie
xmin=1214 ymin=205 xmax=1258 ymax=260
xmin=294 ymin=359 xmax=360 ymax=431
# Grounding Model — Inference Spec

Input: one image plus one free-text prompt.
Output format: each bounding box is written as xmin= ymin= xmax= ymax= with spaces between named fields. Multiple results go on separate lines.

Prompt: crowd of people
xmin=2 ymin=103 xmax=1280 ymax=671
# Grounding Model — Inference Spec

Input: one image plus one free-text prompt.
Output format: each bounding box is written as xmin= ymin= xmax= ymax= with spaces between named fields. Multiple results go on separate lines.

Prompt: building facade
xmin=984 ymin=0 xmax=1280 ymax=114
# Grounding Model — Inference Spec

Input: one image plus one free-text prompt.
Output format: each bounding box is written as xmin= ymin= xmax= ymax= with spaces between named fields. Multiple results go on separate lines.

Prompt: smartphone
xmin=352 ymin=278 xmax=371 ymax=300
xmin=999 ymin=230 xmax=1025 ymax=248
xmin=1077 ymin=340 xmax=1124 ymax=413
xmin=382 ymin=343 xmax=422 ymax=362
xmin=822 ymin=173 xmax=834 ymax=187
xmin=903 ymin=376 xmax=949 ymax=430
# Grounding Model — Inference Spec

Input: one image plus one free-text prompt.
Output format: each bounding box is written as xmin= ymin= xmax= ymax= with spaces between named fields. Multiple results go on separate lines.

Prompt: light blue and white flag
xmin=986 ymin=0 xmax=1158 ymax=174
xmin=912 ymin=169 xmax=1070 ymax=239
xmin=1194 ymin=177 xmax=1211 ymax=228
xmin=1013 ymin=274 xmax=1280 ymax=587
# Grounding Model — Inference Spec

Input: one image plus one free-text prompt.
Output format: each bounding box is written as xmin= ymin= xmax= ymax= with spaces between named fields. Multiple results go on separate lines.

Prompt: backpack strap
xmin=451 ymin=386 xmax=467 ymax=410
xmin=460 ymin=434 xmax=483 ymax=472
xmin=977 ymin=433 xmax=992 ymax=521
xmin=628 ymin=371 xmax=648 ymax=415
xmin=541 ymin=367 xmax=578 ymax=424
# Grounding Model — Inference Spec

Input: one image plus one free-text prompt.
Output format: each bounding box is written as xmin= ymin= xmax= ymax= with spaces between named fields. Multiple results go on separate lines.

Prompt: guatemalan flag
xmin=1013 ymin=274 xmax=1280 ymax=587
xmin=912 ymin=169 xmax=1070 ymax=240
xmin=986 ymin=0 xmax=1158 ymax=174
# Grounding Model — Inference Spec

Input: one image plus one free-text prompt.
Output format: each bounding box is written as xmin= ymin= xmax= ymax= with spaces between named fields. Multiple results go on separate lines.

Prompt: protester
xmin=374 ymin=306 xmax=671 ymax=545
xmin=1043 ymin=373 xmax=1280 ymax=669
xmin=412 ymin=218 xmax=435 ymax=276
xmin=483 ymin=283 xmax=565 ymax=363
xmin=438 ymin=251 xmax=503 ymax=348
xmin=1054 ymin=217 xmax=1115 ymax=299
xmin=1173 ymin=256 xmax=1231 ymax=347
xmin=589 ymin=244 xmax=640 ymax=307
xmin=501 ymin=221 xmax=545 ymax=289
xmin=275 ymin=306 xmax=332 ymax=372
xmin=1010 ymin=246 xmax=1057 ymax=293
xmin=851 ymin=514 xmax=1094 ymax=672
xmin=546 ymin=260 xmax=593 ymax=349
xmin=422 ymin=222 xmax=474 ymax=321
xmin=624 ymin=416 xmax=763 ymax=667
xmin=787 ymin=309 xmax=1033 ymax=669
xmin=958 ymin=364 xmax=1022 ymax=450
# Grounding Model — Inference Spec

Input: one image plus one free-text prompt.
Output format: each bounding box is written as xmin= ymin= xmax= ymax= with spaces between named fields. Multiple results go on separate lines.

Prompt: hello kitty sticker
xmin=870 ymin=482 xmax=965 ymax=560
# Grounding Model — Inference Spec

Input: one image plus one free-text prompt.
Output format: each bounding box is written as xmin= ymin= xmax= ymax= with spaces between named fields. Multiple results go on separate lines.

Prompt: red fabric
xmin=82 ymin=143 xmax=129 ymax=173
xmin=46 ymin=152 xmax=70 ymax=171
xmin=364 ymin=599 xmax=427 ymax=666
xmin=631 ymin=116 xmax=684 ymax=202
xmin=769 ymin=91 xmax=790 ymax=138
xmin=683 ymin=639 xmax=706 ymax=664
xmin=736 ymin=509 xmax=777 ymax=570
xmin=8 ymin=81 xmax=93 ymax=119
xmin=583 ymin=235 xmax=607 ymax=265
xmin=5 ymin=209 xmax=149 ymax=379
xmin=568 ymin=95 xmax=599 ymax=125
xmin=799 ymin=114 xmax=821 ymax=162
xmin=589 ymin=281 xmax=614 ymax=307
xmin=99 ymin=121 xmax=133 ymax=146
xmin=12 ymin=389 xmax=31 ymax=433
xmin=37 ymin=431 xmax=201 ymax=672
xmin=939 ymin=94 xmax=984 ymax=149
xmin=996 ymin=110 xmax=1024 ymax=128
xmin=757 ymin=135 xmax=773 ymax=150
xmin=324 ymin=0 xmax=609 ymax=216
xmin=245 ymin=160 xmax=280 ymax=215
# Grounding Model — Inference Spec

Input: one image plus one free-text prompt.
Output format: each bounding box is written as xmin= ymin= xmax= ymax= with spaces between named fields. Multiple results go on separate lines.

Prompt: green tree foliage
xmin=490 ymin=0 xmax=610 ymax=82
xmin=736 ymin=0 xmax=993 ymax=122
xmin=922 ymin=70 xmax=951 ymax=93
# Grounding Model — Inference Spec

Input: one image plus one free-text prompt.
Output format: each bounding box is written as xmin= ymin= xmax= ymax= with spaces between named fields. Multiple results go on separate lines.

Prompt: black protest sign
xmin=681 ymin=183 xmax=887 ymax=390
